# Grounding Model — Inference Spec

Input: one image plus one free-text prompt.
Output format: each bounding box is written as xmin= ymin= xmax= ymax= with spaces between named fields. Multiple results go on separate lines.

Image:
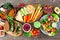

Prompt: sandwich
xmin=0 ymin=3 xmax=16 ymax=20
xmin=4 ymin=21 xmax=23 ymax=37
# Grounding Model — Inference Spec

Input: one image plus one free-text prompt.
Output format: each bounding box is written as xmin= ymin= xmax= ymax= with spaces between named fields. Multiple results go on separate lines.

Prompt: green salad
xmin=40 ymin=14 xmax=59 ymax=36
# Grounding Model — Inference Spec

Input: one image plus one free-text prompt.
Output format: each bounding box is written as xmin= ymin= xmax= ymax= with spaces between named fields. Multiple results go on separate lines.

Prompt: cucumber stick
xmin=21 ymin=7 xmax=27 ymax=16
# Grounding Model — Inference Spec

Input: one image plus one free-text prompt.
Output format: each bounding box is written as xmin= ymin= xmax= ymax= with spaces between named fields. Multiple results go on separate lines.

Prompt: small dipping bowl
xmin=22 ymin=23 xmax=31 ymax=32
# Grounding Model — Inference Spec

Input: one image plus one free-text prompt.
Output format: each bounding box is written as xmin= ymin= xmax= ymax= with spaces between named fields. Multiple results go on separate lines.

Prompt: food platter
xmin=0 ymin=2 xmax=59 ymax=37
xmin=15 ymin=4 xmax=43 ymax=23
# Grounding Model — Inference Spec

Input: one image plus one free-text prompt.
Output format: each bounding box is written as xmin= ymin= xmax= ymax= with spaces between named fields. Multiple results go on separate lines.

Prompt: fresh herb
xmin=16 ymin=23 xmax=22 ymax=34
xmin=23 ymin=32 xmax=31 ymax=38
xmin=2 ymin=3 xmax=13 ymax=11
xmin=40 ymin=25 xmax=43 ymax=29
xmin=41 ymin=19 xmax=47 ymax=23
xmin=45 ymin=26 xmax=52 ymax=31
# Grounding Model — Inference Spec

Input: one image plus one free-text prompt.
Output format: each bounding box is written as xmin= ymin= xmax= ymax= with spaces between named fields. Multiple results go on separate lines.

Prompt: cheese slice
xmin=15 ymin=11 xmax=23 ymax=22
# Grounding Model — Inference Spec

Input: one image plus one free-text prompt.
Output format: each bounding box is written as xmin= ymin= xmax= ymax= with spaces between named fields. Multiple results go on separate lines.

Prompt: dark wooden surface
xmin=0 ymin=0 xmax=60 ymax=40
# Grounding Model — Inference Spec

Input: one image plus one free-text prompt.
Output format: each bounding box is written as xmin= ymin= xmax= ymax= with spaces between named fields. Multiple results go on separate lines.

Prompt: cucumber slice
xmin=52 ymin=22 xmax=57 ymax=28
xmin=34 ymin=21 xmax=41 ymax=28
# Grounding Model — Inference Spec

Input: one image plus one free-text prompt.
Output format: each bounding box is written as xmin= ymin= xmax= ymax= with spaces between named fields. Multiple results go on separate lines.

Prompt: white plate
xmin=40 ymin=15 xmax=60 ymax=36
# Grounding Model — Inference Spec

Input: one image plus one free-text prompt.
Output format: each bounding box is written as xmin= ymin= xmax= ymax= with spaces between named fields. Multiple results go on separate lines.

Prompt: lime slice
xmin=34 ymin=21 xmax=41 ymax=28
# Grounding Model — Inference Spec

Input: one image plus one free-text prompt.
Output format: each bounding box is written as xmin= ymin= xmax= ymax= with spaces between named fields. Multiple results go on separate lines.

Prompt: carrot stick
xmin=23 ymin=16 xmax=27 ymax=22
xmin=34 ymin=10 xmax=43 ymax=21
xmin=32 ymin=5 xmax=42 ymax=22
xmin=30 ymin=10 xmax=35 ymax=21
xmin=31 ymin=6 xmax=39 ymax=22
xmin=27 ymin=15 xmax=30 ymax=22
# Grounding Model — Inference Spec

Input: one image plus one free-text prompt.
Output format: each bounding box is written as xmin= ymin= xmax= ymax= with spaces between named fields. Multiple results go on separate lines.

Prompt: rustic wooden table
xmin=0 ymin=0 xmax=60 ymax=40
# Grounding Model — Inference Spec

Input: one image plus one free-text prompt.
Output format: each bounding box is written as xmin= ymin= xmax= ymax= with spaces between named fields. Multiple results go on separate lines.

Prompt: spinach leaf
xmin=23 ymin=32 xmax=31 ymax=38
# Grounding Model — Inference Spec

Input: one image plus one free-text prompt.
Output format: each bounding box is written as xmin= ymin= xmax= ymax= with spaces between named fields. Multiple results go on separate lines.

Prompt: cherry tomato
xmin=0 ymin=26 xmax=3 ymax=30
xmin=31 ymin=29 xmax=40 ymax=36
